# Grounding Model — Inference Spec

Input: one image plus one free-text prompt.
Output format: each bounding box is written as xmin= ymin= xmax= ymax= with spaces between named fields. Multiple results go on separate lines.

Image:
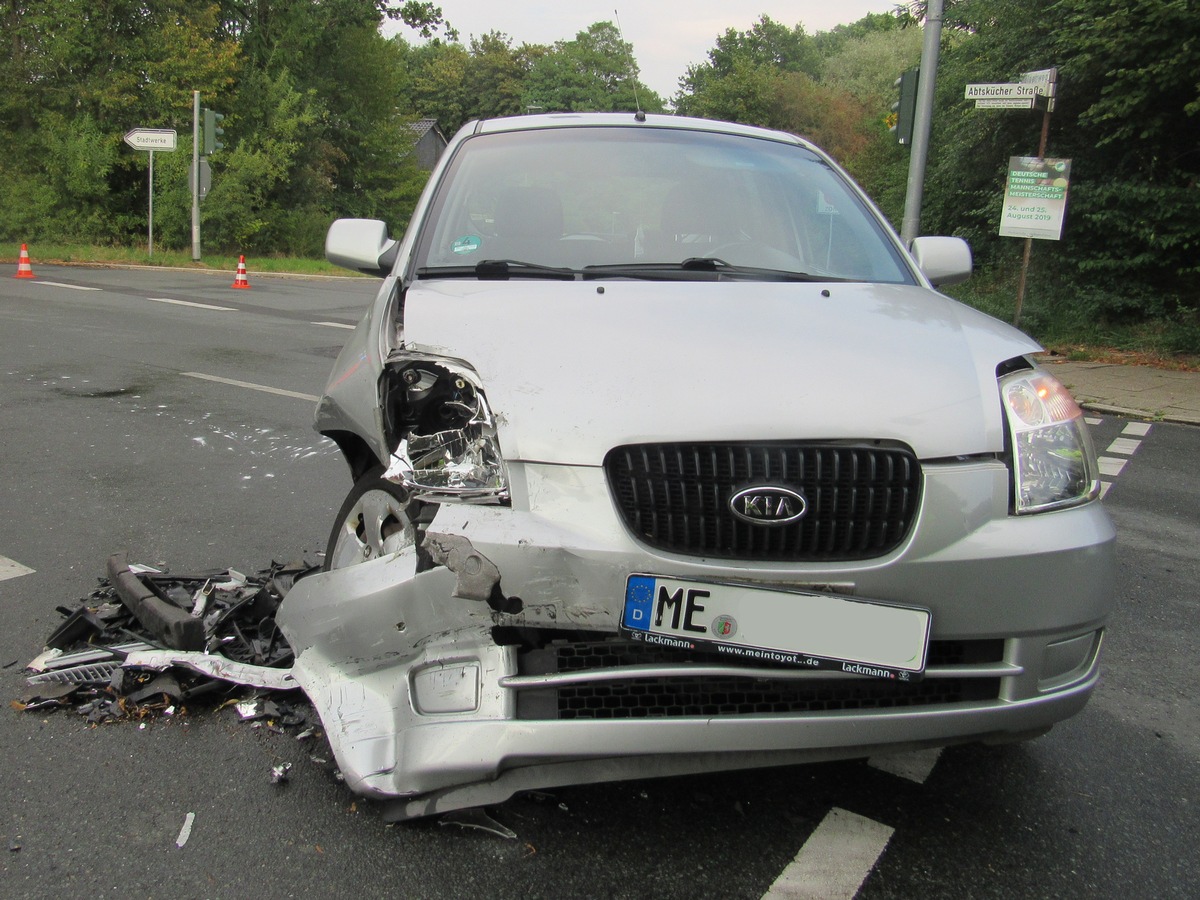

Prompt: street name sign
xmin=124 ymin=128 xmax=178 ymax=151
xmin=965 ymin=83 xmax=1039 ymax=101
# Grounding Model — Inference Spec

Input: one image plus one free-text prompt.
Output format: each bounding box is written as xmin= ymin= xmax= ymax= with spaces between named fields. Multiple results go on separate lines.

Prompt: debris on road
xmin=17 ymin=553 xmax=316 ymax=723
xmin=16 ymin=553 xmax=527 ymax=833
xmin=175 ymin=812 xmax=195 ymax=849
xmin=439 ymin=808 xmax=518 ymax=840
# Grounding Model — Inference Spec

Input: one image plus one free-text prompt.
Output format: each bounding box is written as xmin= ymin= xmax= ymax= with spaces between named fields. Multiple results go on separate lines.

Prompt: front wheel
xmin=324 ymin=468 xmax=418 ymax=570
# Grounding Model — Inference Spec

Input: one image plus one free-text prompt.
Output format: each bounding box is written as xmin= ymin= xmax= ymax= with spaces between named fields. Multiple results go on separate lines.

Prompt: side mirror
xmin=910 ymin=236 xmax=972 ymax=286
xmin=325 ymin=218 xmax=399 ymax=277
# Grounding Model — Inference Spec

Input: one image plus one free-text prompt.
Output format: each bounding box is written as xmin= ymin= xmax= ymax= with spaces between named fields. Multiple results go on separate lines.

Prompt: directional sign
xmin=1020 ymin=68 xmax=1058 ymax=94
xmin=123 ymin=128 xmax=178 ymax=151
xmin=1020 ymin=68 xmax=1058 ymax=111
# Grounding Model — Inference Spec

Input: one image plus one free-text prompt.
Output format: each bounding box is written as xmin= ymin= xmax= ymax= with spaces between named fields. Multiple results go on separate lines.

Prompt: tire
xmin=324 ymin=467 xmax=419 ymax=571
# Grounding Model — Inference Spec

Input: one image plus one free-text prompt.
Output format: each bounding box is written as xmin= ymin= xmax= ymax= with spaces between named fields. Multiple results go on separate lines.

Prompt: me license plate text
xmin=621 ymin=575 xmax=930 ymax=679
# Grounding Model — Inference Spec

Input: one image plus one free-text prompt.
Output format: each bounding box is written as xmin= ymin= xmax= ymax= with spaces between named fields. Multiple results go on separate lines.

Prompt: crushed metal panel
xmin=422 ymin=533 xmax=501 ymax=603
xmin=120 ymin=650 xmax=299 ymax=691
xmin=275 ymin=544 xmax=512 ymax=798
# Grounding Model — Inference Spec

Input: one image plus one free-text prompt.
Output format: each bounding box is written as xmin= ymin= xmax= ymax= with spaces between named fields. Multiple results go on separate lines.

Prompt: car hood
xmin=399 ymin=280 xmax=1040 ymax=464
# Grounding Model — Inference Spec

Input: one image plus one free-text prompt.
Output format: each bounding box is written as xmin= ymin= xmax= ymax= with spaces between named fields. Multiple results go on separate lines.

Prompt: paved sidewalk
xmin=1041 ymin=359 xmax=1200 ymax=426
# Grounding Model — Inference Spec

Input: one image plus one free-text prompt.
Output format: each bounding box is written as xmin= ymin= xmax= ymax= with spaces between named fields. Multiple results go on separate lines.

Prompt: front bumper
xmin=277 ymin=458 xmax=1115 ymax=818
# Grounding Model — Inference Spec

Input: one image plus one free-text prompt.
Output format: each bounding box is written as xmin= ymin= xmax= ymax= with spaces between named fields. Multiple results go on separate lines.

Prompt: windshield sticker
xmin=816 ymin=191 xmax=840 ymax=215
xmin=452 ymin=235 xmax=482 ymax=255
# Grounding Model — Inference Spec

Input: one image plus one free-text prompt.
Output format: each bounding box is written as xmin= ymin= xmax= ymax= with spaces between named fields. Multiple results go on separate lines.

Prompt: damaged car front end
xmin=278 ymin=113 xmax=1115 ymax=820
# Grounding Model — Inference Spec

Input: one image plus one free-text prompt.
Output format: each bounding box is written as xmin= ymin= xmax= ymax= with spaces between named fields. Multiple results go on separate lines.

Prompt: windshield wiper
xmin=681 ymin=256 xmax=732 ymax=271
xmin=415 ymin=260 xmax=577 ymax=281
xmin=582 ymin=260 xmax=840 ymax=282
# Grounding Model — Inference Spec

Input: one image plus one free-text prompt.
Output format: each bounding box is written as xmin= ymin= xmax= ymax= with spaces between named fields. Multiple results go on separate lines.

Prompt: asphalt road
xmin=1 ymin=266 xmax=1196 ymax=899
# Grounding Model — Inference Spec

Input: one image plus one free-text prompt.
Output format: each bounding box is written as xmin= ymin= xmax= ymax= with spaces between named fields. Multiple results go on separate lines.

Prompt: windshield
xmin=413 ymin=125 xmax=913 ymax=283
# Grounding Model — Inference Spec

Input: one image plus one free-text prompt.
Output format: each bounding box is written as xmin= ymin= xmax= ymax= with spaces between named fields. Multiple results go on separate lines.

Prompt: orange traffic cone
xmin=14 ymin=243 xmax=35 ymax=278
xmin=231 ymin=255 xmax=250 ymax=289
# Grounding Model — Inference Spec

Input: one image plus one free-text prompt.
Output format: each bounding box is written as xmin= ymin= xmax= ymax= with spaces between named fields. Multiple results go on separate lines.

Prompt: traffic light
xmin=890 ymin=69 xmax=919 ymax=146
xmin=202 ymin=108 xmax=225 ymax=154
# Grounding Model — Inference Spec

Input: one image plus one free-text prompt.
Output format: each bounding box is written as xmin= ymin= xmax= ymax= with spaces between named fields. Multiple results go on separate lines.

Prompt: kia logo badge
xmin=729 ymin=486 xmax=808 ymax=525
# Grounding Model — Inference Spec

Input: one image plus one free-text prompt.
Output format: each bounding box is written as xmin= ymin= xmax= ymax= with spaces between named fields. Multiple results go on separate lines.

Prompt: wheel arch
xmin=323 ymin=429 xmax=384 ymax=484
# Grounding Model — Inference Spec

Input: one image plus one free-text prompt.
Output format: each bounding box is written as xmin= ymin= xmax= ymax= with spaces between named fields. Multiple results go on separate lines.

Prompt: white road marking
xmin=312 ymin=321 xmax=355 ymax=330
xmin=148 ymin=297 xmax=236 ymax=312
xmin=1097 ymin=421 xmax=1151 ymax=497
xmin=1 ymin=555 xmax=35 ymax=581
xmin=1106 ymin=437 xmax=1142 ymax=455
xmin=868 ymin=747 xmax=943 ymax=784
xmin=1098 ymin=457 xmax=1127 ymax=477
xmin=1084 ymin=417 xmax=1103 ymax=426
xmin=764 ymin=807 xmax=893 ymax=899
xmin=175 ymin=811 xmax=195 ymax=848
xmin=31 ymin=281 xmax=101 ymax=291
xmin=182 ymin=372 xmax=319 ymax=402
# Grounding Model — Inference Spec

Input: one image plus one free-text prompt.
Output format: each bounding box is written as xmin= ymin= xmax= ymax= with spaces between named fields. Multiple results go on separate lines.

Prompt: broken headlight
xmin=1000 ymin=368 xmax=1100 ymax=514
xmin=382 ymin=363 xmax=509 ymax=504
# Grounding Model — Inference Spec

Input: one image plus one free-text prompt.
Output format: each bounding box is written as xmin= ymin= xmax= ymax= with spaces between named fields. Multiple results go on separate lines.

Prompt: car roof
xmin=468 ymin=112 xmax=817 ymax=153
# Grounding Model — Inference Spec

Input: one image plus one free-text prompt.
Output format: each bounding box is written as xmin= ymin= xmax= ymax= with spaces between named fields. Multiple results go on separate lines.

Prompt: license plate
xmin=621 ymin=575 xmax=930 ymax=680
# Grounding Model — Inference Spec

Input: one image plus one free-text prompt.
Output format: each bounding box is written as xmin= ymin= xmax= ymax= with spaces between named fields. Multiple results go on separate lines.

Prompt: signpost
xmin=123 ymin=128 xmax=178 ymax=257
xmin=966 ymin=68 xmax=1060 ymax=326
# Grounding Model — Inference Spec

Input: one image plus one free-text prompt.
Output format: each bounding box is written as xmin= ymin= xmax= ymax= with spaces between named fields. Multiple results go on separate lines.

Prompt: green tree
xmin=407 ymin=40 xmax=472 ymax=133
xmin=917 ymin=0 xmax=1199 ymax=326
xmin=521 ymin=22 xmax=663 ymax=113
xmin=676 ymin=15 xmax=820 ymax=115
xmin=464 ymin=32 xmax=541 ymax=123
xmin=0 ymin=2 xmax=240 ymax=245
xmin=819 ymin=21 xmax=925 ymax=220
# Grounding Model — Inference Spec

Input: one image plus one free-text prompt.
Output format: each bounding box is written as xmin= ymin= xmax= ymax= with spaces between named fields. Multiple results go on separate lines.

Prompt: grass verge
xmin=943 ymin=269 xmax=1200 ymax=372
xmin=2 ymin=241 xmax=357 ymax=277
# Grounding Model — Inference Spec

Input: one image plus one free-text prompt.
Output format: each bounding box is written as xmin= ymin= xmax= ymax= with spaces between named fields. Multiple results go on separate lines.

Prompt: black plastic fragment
xmin=107 ymin=552 xmax=205 ymax=651
xmin=126 ymin=674 xmax=183 ymax=705
xmin=45 ymin=607 xmax=107 ymax=650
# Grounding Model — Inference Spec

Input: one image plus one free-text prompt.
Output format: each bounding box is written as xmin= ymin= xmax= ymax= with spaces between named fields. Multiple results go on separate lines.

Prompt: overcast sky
xmin=385 ymin=2 xmax=905 ymax=100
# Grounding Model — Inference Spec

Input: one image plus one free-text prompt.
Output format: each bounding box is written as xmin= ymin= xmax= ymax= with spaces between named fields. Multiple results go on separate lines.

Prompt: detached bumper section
xmin=107 ymin=552 xmax=205 ymax=651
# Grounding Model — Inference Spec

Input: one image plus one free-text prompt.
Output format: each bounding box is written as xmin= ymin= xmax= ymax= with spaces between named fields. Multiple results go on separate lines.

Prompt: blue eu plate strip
xmin=623 ymin=576 xmax=656 ymax=631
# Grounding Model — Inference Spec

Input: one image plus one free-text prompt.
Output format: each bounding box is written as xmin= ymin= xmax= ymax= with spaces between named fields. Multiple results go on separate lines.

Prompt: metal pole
xmin=1012 ymin=103 xmax=1053 ymax=327
xmin=900 ymin=0 xmax=944 ymax=246
xmin=148 ymin=149 xmax=154 ymax=258
xmin=192 ymin=90 xmax=201 ymax=260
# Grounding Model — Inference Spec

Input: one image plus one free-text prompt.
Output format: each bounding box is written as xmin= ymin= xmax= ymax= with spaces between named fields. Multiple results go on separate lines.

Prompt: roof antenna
xmin=613 ymin=9 xmax=646 ymax=121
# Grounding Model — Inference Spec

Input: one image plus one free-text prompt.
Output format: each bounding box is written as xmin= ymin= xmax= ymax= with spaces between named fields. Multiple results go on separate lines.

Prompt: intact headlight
xmin=1000 ymin=368 xmax=1100 ymax=514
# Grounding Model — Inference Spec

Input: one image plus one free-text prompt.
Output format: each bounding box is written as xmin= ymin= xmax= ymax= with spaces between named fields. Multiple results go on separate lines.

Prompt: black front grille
xmin=514 ymin=639 xmax=1004 ymax=721
xmin=605 ymin=441 xmax=921 ymax=561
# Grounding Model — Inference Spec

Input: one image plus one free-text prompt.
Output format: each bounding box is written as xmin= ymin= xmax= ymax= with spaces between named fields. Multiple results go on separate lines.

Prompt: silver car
xmin=276 ymin=113 xmax=1115 ymax=820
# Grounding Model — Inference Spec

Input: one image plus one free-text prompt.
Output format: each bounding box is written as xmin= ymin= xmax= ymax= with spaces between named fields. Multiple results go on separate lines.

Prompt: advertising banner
xmin=998 ymin=157 xmax=1071 ymax=240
